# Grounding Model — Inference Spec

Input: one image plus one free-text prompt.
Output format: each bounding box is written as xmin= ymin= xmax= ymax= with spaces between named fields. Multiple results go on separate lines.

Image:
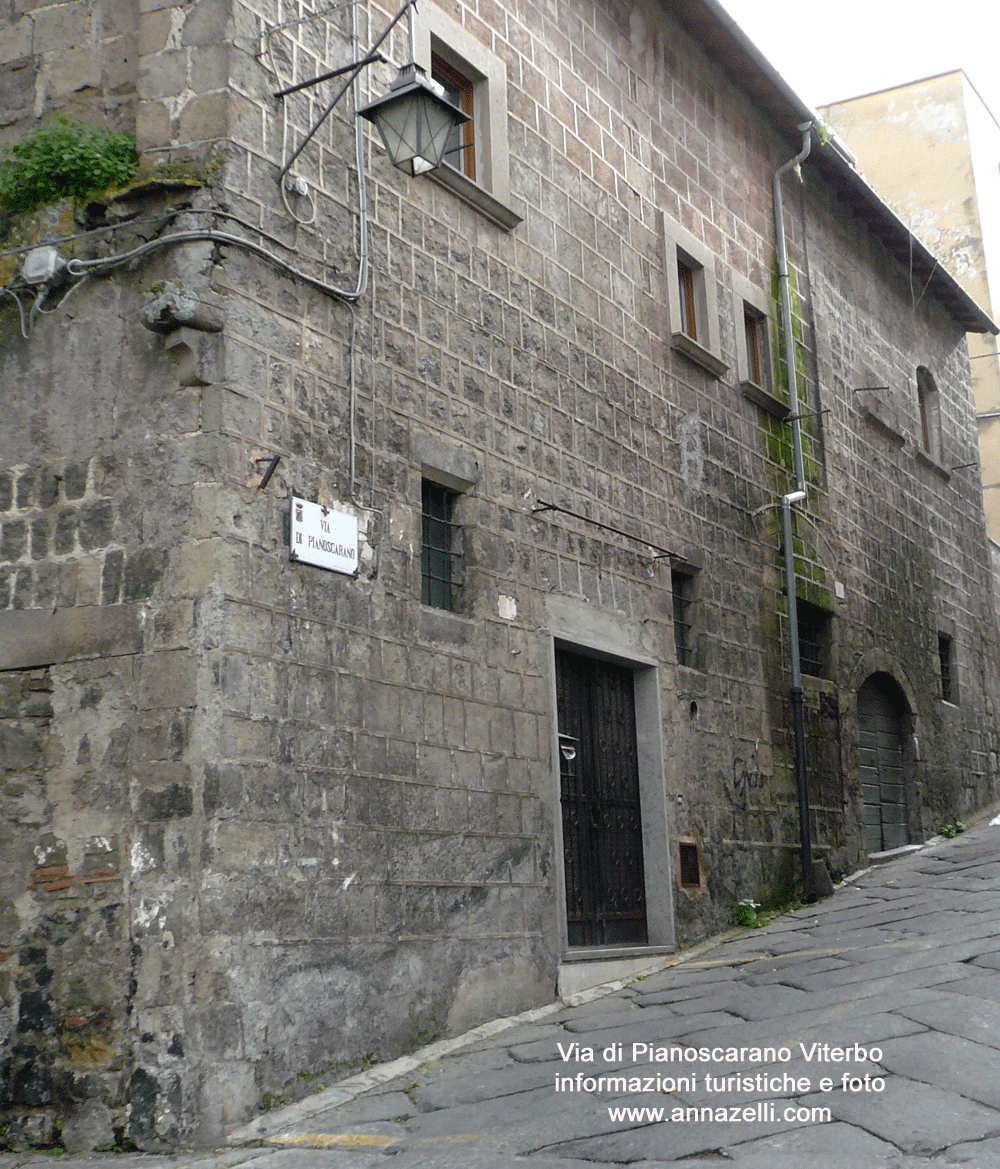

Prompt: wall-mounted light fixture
xmin=358 ymin=62 xmax=469 ymax=176
xmin=276 ymin=0 xmax=469 ymax=184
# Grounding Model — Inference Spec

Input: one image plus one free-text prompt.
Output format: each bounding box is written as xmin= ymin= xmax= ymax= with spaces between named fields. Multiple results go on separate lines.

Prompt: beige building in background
xmin=823 ymin=70 xmax=1000 ymax=542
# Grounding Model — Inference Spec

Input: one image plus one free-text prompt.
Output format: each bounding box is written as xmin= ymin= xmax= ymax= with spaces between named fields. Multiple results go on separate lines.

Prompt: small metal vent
xmin=678 ymin=841 xmax=701 ymax=887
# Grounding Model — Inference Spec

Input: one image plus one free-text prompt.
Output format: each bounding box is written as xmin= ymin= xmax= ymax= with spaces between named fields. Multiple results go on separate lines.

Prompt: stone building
xmin=2 ymin=0 xmax=999 ymax=1149
xmin=822 ymin=70 xmax=1000 ymax=545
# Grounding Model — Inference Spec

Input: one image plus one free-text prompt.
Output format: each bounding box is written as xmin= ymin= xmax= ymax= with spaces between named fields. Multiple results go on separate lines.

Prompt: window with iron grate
xmin=671 ymin=569 xmax=695 ymax=668
xmin=796 ymin=599 xmax=831 ymax=678
xmin=938 ymin=632 xmax=957 ymax=703
xmin=421 ymin=479 xmax=462 ymax=611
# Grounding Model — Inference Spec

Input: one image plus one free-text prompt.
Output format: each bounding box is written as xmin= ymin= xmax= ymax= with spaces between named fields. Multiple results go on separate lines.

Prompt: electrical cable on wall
xmin=260 ymin=0 xmax=371 ymax=301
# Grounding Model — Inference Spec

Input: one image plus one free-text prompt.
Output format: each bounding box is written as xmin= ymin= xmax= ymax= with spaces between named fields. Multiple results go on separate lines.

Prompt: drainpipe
xmin=774 ymin=123 xmax=815 ymax=896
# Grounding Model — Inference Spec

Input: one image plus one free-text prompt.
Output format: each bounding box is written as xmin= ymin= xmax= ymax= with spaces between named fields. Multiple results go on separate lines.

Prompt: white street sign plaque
xmin=289 ymin=496 xmax=358 ymax=575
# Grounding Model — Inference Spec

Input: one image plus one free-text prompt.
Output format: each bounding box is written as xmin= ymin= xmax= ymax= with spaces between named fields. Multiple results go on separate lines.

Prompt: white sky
xmin=717 ymin=0 xmax=1000 ymax=123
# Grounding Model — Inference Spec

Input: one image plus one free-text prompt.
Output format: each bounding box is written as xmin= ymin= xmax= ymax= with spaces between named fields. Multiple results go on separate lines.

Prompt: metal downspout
xmin=774 ymin=122 xmax=815 ymax=896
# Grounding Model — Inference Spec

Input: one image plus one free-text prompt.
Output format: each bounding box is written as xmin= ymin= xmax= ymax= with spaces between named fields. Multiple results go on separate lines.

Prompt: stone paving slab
xmin=535 ymin=1105 xmax=800 ymax=1162
xmin=632 ymin=1118 xmax=901 ymax=1167
xmin=944 ymin=1134 xmax=1000 ymax=1166
xmin=971 ymin=951 xmax=1000 ymax=969
xmin=386 ymin=1087 xmax=690 ymax=1156
xmin=834 ymin=935 xmax=1000 ymax=965
xmin=378 ymin=1150 xmax=610 ymax=1169
xmin=562 ymin=1005 xmax=673 ymax=1034
xmin=935 ymin=970 xmax=1000 ymax=1003
xmin=506 ymin=1010 xmax=745 ymax=1062
xmin=897 ymin=995 xmax=1000 ymax=1050
xmin=405 ymin=1060 xmax=565 ymax=1111
xmin=798 ymin=1074 xmax=1000 ymax=1155
xmin=675 ymin=986 xmax=942 ymax=1049
xmin=631 ymin=963 xmax=749 ymax=993
xmin=779 ymin=957 xmax=974 ymax=991
xmin=740 ymin=955 xmax=852 ymax=985
xmin=878 ymin=1029 xmax=1000 ymax=1109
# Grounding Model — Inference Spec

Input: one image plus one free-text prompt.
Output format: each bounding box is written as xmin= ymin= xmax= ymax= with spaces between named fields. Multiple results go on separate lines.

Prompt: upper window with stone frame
xmin=916 ymin=365 xmax=942 ymax=463
xmin=413 ymin=6 xmax=520 ymax=230
xmin=732 ymin=272 xmax=783 ymax=417
xmin=662 ymin=213 xmax=727 ymax=379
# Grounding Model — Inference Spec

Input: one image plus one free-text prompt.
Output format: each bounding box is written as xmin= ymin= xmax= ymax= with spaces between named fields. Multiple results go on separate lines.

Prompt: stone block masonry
xmin=2 ymin=0 xmax=1000 ymax=1151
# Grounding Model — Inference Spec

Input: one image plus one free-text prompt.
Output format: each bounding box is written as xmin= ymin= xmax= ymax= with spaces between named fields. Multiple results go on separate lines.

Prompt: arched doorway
xmin=858 ymin=673 xmax=911 ymax=853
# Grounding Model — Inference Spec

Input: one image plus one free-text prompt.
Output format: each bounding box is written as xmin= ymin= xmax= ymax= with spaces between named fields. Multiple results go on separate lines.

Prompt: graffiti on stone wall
xmin=724 ymin=749 xmax=769 ymax=834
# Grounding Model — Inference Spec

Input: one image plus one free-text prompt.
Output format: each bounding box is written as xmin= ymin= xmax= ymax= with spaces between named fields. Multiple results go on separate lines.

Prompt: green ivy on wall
xmin=0 ymin=118 xmax=139 ymax=213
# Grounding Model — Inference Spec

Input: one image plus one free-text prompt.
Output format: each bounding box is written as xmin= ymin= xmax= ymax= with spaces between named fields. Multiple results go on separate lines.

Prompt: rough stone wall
xmin=0 ymin=233 xmax=226 ymax=1148
xmin=786 ymin=177 xmax=1000 ymax=851
xmin=0 ymin=0 xmax=137 ymax=142
xmin=2 ymin=0 xmax=1000 ymax=1150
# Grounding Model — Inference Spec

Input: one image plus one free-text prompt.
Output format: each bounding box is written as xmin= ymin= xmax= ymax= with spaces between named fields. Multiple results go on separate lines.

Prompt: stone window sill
xmin=429 ymin=165 xmax=522 ymax=231
xmin=419 ymin=605 xmax=475 ymax=644
xmin=562 ymin=945 xmax=675 ymax=962
xmin=671 ymin=332 xmax=728 ymax=379
xmin=741 ymin=380 xmax=789 ymax=420
xmin=914 ymin=448 xmax=951 ymax=481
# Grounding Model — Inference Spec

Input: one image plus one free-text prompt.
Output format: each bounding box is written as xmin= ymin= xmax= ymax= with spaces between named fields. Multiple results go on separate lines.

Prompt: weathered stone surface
xmin=4 ymin=0 xmax=1000 ymax=1148
xmin=60 ymin=1101 xmax=115 ymax=1153
xmin=0 ymin=605 xmax=143 ymax=670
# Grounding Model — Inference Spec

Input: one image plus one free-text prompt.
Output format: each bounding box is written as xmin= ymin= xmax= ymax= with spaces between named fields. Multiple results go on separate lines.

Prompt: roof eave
xmin=667 ymin=0 xmax=999 ymax=336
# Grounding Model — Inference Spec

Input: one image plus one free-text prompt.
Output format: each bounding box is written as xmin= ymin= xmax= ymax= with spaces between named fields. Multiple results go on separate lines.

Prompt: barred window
xmin=671 ymin=569 xmax=695 ymax=667
xmin=938 ymin=633 xmax=956 ymax=703
xmin=797 ymin=600 xmax=831 ymax=678
xmin=421 ymin=479 xmax=461 ymax=611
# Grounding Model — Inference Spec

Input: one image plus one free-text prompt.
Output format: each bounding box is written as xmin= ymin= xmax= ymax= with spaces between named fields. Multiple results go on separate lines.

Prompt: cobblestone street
xmin=9 ymin=821 xmax=1000 ymax=1168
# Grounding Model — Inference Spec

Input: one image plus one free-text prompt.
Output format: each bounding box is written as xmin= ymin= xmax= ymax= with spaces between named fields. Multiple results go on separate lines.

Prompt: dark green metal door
xmin=859 ymin=678 xmax=908 ymax=854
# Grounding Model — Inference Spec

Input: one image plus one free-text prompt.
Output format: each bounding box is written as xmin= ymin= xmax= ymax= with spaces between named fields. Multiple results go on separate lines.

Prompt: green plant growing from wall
xmin=0 ymin=118 xmax=139 ymax=212
xmin=736 ymin=899 xmax=761 ymax=927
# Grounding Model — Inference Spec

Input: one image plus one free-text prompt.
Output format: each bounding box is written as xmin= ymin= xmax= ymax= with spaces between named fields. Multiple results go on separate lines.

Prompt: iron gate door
xmin=858 ymin=680 xmax=908 ymax=853
xmin=556 ymin=649 xmax=647 ymax=947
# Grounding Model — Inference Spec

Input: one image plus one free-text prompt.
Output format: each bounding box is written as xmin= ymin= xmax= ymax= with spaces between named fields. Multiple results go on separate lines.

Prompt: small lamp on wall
xmin=276 ymin=0 xmax=470 ymax=186
xmin=358 ymin=62 xmax=470 ymax=176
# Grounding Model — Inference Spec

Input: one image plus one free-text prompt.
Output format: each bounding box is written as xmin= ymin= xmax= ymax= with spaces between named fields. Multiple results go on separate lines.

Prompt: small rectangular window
xmin=421 ymin=479 xmax=461 ymax=611
xmin=678 ymin=259 xmax=699 ymax=342
xmin=938 ymin=633 xmax=956 ymax=703
xmin=431 ymin=52 xmax=476 ymax=181
xmin=916 ymin=366 xmax=941 ymax=460
xmin=671 ymin=569 xmax=695 ymax=667
xmin=744 ymin=307 xmax=765 ymax=387
xmin=796 ymin=600 xmax=831 ymax=678
xmin=417 ymin=10 xmax=520 ymax=229
xmin=663 ymin=215 xmax=727 ymax=378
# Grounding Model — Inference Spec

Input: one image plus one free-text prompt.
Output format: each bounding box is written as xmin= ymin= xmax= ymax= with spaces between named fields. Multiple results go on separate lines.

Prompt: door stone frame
xmin=543 ymin=595 xmax=676 ymax=960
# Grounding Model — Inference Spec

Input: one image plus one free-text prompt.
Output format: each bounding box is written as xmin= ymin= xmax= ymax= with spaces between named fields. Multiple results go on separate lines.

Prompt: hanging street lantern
xmin=358 ymin=62 xmax=471 ymax=176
